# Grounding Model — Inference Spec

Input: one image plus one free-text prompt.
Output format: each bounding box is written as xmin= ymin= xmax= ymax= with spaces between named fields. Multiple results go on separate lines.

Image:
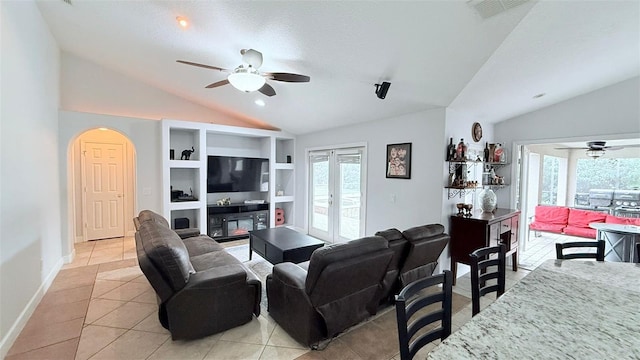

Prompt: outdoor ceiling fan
xmin=555 ymin=141 xmax=640 ymax=159
xmin=177 ymin=49 xmax=310 ymax=97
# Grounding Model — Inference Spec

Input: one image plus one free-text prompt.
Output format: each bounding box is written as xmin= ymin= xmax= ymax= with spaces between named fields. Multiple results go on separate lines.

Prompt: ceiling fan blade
xmin=258 ymin=83 xmax=276 ymax=97
xmin=264 ymin=72 xmax=310 ymax=83
xmin=176 ymin=60 xmax=227 ymax=72
xmin=205 ymin=79 xmax=229 ymax=89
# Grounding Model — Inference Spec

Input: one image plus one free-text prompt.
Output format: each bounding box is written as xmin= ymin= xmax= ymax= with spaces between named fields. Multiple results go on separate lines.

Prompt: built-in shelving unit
xmin=445 ymin=160 xmax=510 ymax=199
xmin=162 ymin=120 xmax=295 ymax=234
xmin=271 ymin=138 xmax=295 ymax=227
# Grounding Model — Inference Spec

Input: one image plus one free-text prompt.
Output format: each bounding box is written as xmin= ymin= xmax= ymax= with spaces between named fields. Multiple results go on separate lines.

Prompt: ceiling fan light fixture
xmin=176 ymin=16 xmax=188 ymax=28
xmin=228 ymin=67 xmax=265 ymax=92
xmin=586 ymin=149 xmax=605 ymax=158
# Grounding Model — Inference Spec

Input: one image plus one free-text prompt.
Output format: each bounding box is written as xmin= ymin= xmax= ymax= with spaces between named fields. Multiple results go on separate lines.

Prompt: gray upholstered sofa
xmin=266 ymin=236 xmax=394 ymax=348
xmin=265 ymin=224 xmax=449 ymax=348
xmin=134 ymin=210 xmax=261 ymax=340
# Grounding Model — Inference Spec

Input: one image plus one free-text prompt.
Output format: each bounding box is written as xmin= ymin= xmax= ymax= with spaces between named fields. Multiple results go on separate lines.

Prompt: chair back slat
xmin=470 ymin=244 xmax=506 ymax=317
xmin=555 ymin=240 xmax=605 ymax=261
xmin=395 ymin=270 xmax=452 ymax=360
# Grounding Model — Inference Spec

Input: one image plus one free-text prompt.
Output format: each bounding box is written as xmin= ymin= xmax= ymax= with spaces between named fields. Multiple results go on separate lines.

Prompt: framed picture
xmin=386 ymin=143 xmax=412 ymax=179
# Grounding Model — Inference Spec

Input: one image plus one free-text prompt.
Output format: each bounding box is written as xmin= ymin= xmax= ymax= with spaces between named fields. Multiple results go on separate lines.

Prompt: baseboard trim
xmin=75 ymin=235 xmax=84 ymax=243
xmin=0 ymin=257 xmax=64 ymax=358
xmin=63 ymin=248 xmax=76 ymax=264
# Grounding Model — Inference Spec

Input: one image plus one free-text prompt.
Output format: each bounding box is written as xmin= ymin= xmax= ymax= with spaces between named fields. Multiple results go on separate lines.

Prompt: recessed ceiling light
xmin=254 ymin=99 xmax=265 ymax=107
xmin=533 ymin=93 xmax=546 ymax=99
xmin=176 ymin=16 xmax=189 ymax=28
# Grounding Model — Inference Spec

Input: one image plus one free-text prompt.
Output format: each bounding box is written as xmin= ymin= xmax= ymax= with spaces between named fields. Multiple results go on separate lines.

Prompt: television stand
xmin=207 ymin=203 xmax=269 ymax=242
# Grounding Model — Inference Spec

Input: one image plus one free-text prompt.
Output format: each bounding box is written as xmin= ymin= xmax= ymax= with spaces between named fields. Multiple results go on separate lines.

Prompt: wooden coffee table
xmin=249 ymin=227 xmax=325 ymax=264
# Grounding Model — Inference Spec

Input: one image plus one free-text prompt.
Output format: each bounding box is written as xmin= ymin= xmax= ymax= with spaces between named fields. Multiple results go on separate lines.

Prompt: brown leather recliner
xmin=134 ymin=209 xmax=201 ymax=239
xmin=135 ymin=211 xmax=261 ymax=340
xmin=375 ymin=224 xmax=450 ymax=305
xmin=266 ymin=236 xmax=393 ymax=348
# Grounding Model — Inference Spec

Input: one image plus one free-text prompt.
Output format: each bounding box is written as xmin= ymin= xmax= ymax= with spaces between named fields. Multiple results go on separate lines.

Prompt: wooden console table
xmin=450 ymin=208 xmax=520 ymax=284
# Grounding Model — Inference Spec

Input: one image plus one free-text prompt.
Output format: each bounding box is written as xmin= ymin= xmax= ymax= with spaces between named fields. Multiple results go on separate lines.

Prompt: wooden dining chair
xmin=470 ymin=244 xmax=506 ymax=317
xmin=395 ymin=270 xmax=453 ymax=360
xmin=555 ymin=240 xmax=605 ymax=261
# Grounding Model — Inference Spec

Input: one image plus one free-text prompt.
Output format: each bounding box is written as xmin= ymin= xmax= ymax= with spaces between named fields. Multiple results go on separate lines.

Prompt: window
xmin=576 ymin=158 xmax=640 ymax=192
xmin=541 ymin=156 xmax=567 ymax=205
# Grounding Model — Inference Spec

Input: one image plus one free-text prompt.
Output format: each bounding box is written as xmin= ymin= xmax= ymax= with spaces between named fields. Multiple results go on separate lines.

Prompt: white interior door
xmin=308 ymin=147 xmax=366 ymax=243
xmin=83 ymin=141 xmax=125 ymax=240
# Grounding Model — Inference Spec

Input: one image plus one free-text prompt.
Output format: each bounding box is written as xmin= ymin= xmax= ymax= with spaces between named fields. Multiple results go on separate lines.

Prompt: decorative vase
xmin=478 ymin=188 xmax=497 ymax=212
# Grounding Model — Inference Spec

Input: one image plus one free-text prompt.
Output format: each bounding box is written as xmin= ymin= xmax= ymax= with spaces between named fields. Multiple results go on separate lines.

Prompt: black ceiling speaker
xmin=375 ymin=82 xmax=391 ymax=99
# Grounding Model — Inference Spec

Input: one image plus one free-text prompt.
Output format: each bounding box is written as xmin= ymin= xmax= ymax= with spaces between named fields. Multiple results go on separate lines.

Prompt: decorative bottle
xmin=457 ymin=139 xmax=466 ymax=160
xmin=447 ymin=138 xmax=455 ymax=161
xmin=484 ymin=142 xmax=490 ymax=162
xmin=494 ymin=143 xmax=503 ymax=163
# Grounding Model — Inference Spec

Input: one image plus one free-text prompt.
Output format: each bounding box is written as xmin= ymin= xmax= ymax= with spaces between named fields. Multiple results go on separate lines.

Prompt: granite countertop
xmin=428 ymin=259 xmax=640 ymax=359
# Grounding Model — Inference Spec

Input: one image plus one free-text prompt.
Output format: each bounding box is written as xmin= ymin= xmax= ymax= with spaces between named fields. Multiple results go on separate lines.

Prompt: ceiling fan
xmin=555 ymin=140 xmax=639 ymax=158
xmin=177 ymin=49 xmax=310 ymax=97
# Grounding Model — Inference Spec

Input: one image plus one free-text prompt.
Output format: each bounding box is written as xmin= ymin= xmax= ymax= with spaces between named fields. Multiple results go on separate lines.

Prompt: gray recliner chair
xmin=135 ymin=211 xmax=261 ymax=340
xmin=266 ymin=236 xmax=393 ymax=348
xmin=133 ymin=209 xmax=201 ymax=239
xmin=375 ymin=224 xmax=450 ymax=305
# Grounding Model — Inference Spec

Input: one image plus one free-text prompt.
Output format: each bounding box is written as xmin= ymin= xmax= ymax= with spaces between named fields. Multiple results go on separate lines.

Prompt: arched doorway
xmin=69 ymin=128 xmax=136 ymax=243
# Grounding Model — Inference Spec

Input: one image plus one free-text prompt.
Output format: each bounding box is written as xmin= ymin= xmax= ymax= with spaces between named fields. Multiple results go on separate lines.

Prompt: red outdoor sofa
xmin=529 ymin=205 xmax=640 ymax=239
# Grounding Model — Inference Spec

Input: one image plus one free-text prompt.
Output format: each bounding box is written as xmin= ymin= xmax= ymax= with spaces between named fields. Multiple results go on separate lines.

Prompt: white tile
xmin=98 ymin=281 xmax=151 ymax=301
xmin=89 ymin=329 xmax=169 ymax=360
xmin=75 ymin=325 xmax=127 ymax=360
xmin=259 ymin=345 xmax=308 ymax=360
xmin=97 ymin=266 xmax=143 ymax=282
xmin=85 ymin=298 xmax=127 ymax=324
xmin=204 ymin=340 xmax=264 ymax=360
xmin=147 ymin=333 xmax=220 ymax=360
xmin=220 ymin=316 xmax=276 ymax=345
xmin=92 ymin=301 xmax=156 ymax=329
xmin=266 ymin=326 xmax=306 ymax=349
xmin=132 ymin=313 xmax=170 ymax=334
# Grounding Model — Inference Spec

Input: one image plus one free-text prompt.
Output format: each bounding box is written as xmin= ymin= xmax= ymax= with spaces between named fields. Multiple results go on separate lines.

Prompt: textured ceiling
xmin=36 ymin=0 xmax=639 ymax=135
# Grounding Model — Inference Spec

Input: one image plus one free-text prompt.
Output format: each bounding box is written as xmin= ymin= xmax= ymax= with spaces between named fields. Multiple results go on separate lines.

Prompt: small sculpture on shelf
xmin=216 ymin=197 xmax=231 ymax=206
xmin=181 ymin=146 xmax=195 ymax=160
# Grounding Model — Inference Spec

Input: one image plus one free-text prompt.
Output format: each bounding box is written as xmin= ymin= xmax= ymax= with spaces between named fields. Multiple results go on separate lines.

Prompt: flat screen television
xmin=207 ymin=156 xmax=269 ymax=193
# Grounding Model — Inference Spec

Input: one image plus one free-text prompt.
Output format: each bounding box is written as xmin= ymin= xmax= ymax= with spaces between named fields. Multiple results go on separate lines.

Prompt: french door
xmin=308 ymin=147 xmax=366 ymax=243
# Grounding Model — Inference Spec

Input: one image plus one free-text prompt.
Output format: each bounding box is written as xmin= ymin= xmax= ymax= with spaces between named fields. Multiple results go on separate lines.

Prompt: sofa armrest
xmin=271 ymin=262 xmax=307 ymax=289
xmin=185 ymin=264 xmax=249 ymax=290
xmin=175 ymin=228 xmax=201 ymax=239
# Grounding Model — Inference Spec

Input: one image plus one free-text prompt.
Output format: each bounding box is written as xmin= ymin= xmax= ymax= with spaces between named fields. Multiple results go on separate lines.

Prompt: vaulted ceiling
xmin=36 ymin=0 xmax=639 ymax=135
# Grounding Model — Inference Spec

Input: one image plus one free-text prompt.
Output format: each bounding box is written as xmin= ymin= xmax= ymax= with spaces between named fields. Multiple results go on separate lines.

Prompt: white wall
xmin=294 ymin=108 xmax=446 ymax=235
xmin=495 ymin=76 xmax=640 ymax=208
xmin=58 ymin=111 xmax=162 ymax=258
xmin=60 ymin=52 xmax=264 ymax=129
xmin=0 ymin=1 xmax=61 ymax=356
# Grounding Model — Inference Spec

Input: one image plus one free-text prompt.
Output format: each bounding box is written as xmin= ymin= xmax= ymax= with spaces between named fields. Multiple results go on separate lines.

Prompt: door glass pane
xmin=338 ymin=153 xmax=361 ymax=240
xmin=311 ymin=156 xmax=329 ymax=232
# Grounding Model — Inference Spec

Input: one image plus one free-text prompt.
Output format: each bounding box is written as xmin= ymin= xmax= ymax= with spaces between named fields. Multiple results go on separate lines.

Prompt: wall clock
xmin=472 ymin=122 xmax=483 ymax=142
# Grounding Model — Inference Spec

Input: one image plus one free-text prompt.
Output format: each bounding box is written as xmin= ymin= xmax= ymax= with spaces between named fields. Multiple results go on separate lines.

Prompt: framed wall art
xmin=386 ymin=143 xmax=411 ymax=179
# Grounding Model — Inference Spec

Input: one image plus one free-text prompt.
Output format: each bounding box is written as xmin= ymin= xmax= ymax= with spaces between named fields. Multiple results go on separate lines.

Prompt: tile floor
xmin=6 ymin=237 xmax=531 ymax=360
xmin=519 ymin=231 xmax=593 ymax=270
